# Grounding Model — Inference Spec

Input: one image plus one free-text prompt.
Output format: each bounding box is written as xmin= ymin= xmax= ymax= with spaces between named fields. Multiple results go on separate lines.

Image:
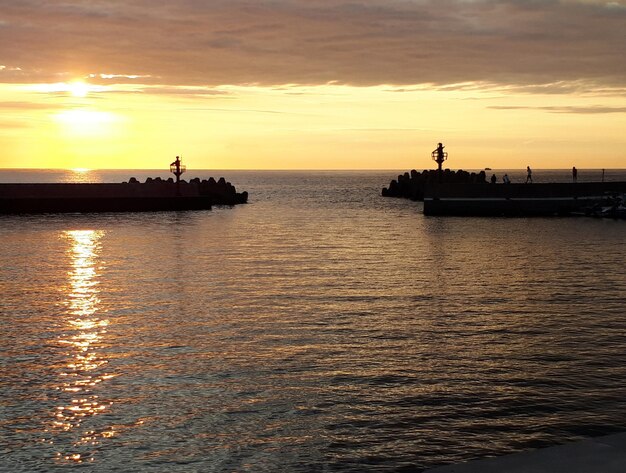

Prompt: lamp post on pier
xmin=170 ymin=156 xmax=186 ymax=196
xmin=431 ymin=142 xmax=448 ymax=183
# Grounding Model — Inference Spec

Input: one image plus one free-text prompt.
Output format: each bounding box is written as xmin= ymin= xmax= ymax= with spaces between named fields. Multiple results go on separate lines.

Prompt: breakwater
xmin=381 ymin=168 xmax=626 ymax=216
xmin=0 ymin=176 xmax=248 ymax=214
xmin=382 ymin=169 xmax=487 ymax=200
xmin=423 ymin=181 xmax=626 ymax=216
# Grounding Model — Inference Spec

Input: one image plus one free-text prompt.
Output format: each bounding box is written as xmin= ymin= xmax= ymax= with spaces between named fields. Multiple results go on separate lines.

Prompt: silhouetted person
xmin=572 ymin=166 xmax=578 ymax=183
xmin=526 ymin=166 xmax=532 ymax=183
xmin=490 ymin=174 xmax=497 ymax=184
xmin=503 ymin=174 xmax=511 ymax=184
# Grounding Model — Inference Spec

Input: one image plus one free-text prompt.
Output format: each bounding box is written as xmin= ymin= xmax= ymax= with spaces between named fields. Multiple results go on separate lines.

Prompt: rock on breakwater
xmin=382 ymin=169 xmax=487 ymax=201
xmin=126 ymin=175 xmax=249 ymax=206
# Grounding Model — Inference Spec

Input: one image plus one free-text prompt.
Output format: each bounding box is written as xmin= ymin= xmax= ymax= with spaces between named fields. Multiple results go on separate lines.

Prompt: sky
xmin=1 ymin=0 xmax=625 ymax=170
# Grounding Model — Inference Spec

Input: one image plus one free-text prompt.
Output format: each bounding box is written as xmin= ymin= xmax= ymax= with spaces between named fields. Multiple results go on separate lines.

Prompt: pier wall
xmin=423 ymin=182 xmax=626 ymax=216
xmin=424 ymin=182 xmax=626 ymax=199
xmin=0 ymin=182 xmax=195 ymax=199
xmin=0 ymin=178 xmax=248 ymax=214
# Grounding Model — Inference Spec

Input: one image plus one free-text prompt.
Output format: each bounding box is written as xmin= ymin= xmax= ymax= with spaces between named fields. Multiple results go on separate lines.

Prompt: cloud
xmin=90 ymin=73 xmax=154 ymax=80
xmin=0 ymin=0 xmax=624 ymax=90
xmin=0 ymin=101 xmax=57 ymax=110
xmin=488 ymin=105 xmax=626 ymax=114
xmin=0 ymin=120 xmax=29 ymax=128
xmin=180 ymin=107 xmax=285 ymax=114
xmin=134 ymin=86 xmax=231 ymax=97
xmin=425 ymin=80 xmax=626 ymax=96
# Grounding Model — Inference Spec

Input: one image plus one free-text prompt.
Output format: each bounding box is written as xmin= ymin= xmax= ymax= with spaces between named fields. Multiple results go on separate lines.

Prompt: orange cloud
xmin=0 ymin=1 xmax=624 ymax=90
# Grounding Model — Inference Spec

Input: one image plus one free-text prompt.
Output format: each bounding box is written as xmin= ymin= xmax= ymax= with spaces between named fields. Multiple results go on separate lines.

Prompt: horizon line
xmin=2 ymin=167 xmax=626 ymax=172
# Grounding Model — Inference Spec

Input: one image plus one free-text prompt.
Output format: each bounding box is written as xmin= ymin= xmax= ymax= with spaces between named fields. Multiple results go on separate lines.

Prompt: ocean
xmin=1 ymin=169 xmax=625 ymax=472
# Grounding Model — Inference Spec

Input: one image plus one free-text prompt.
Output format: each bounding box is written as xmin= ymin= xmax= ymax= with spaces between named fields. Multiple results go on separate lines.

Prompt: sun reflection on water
xmin=63 ymin=168 xmax=101 ymax=183
xmin=46 ymin=230 xmax=115 ymax=464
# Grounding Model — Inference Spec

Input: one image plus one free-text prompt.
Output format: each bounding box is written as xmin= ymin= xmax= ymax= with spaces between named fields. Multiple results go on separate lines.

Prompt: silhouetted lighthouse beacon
xmin=169 ymin=156 xmax=186 ymax=195
xmin=431 ymin=142 xmax=448 ymax=182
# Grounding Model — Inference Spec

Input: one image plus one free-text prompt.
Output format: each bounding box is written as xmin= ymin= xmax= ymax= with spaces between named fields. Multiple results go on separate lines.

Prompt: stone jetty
xmin=382 ymin=168 xmax=487 ymax=201
xmin=0 ymin=176 xmax=248 ymax=214
xmin=381 ymin=168 xmax=626 ymax=216
xmin=127 ymin=175 xmax=248 ymax=206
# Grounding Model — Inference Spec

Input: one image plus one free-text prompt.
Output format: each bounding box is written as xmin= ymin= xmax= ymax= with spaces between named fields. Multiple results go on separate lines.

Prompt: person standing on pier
xmin=526 ymin=166 xmax=533 ymax=183
xmin=572 ymin=166 xmax=578 ymax=183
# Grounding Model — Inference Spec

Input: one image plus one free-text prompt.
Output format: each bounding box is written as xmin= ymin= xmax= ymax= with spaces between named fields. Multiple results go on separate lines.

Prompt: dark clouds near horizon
xmin=1 ymin=0 xmax=625 ymax=89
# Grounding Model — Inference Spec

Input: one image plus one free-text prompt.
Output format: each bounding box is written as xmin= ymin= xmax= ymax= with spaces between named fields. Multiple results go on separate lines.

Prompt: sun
xmin=68 ymin=81 xmax=90 ymax=98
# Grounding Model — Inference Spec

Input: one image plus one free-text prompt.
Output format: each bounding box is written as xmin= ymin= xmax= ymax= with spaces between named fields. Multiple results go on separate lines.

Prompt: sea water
xmin=1 ymin=169 xmax=625 ymax=472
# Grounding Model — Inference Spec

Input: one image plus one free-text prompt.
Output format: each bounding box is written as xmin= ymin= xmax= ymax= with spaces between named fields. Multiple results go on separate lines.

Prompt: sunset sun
xmin=68 ymin=81 xmax=90 ymax=98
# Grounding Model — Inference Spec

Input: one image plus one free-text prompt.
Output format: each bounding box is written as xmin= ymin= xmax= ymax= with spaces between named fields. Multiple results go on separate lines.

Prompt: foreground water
xmin=1 ymin=170 xmax=625 ymax=472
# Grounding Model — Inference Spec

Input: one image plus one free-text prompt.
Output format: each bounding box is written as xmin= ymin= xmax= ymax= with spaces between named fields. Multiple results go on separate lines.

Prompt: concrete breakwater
xmin=0 ymin=176 xmax=248 ymax=214
xmin=382 ymin=169 xmax=487 ymax=201
xmin=381 ymin=168 xmax=626 ymax=216
xmin=423 ymin=181 xmax=626 ymax=216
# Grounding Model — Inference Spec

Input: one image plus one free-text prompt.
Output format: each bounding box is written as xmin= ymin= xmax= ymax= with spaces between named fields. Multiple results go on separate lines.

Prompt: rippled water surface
xmin=1 ymin=170 xmax=625 ymax=472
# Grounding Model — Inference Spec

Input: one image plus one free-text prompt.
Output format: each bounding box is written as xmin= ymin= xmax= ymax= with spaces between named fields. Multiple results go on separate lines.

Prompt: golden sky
xmin=1 ymin=0 xmax=625 ymax=170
